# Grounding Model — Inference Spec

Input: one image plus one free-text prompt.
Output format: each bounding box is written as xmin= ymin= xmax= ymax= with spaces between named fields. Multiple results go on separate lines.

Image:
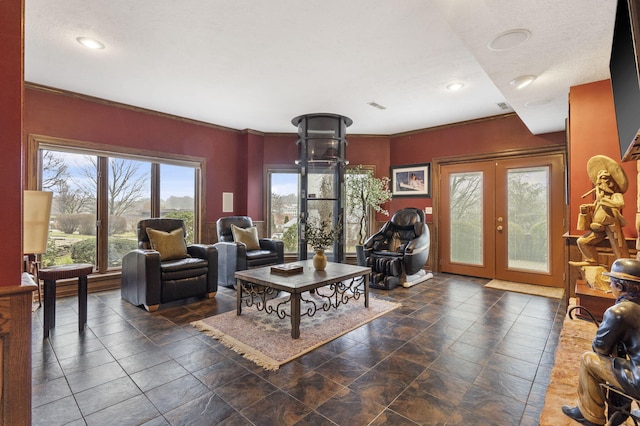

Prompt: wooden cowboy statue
xmin=571 ymin=155 xmax=629 ymax=290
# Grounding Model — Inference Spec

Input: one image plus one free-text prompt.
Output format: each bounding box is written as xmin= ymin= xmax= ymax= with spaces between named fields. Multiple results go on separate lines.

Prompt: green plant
xmin=346 ymin=165 xmax=392 ymax=245
xmin=304 ymin=218 xmax=341 ymax=251
xmin=163 ymin=211 xmax=194 ymax=244
xmin=71 ymin=238 xmax=96 ymax=264
xmin=282 ymin=222 xmax=298 ymax=252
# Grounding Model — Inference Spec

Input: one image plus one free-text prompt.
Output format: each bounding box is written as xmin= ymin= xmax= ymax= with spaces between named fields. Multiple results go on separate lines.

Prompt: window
xmin=266 ymin=169 xmax=299 ymax=253
xmin=31 ymin=136 xmax=203 ymax=273
xmin=160 ymin=164 xmax=197 ymax=244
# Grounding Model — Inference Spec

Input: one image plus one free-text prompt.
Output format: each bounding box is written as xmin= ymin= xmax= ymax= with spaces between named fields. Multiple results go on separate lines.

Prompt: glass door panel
xmin=506 ymin=166 xmax=549 ymax=273
xmin=449 ymin=171 xmax=483 ymax=265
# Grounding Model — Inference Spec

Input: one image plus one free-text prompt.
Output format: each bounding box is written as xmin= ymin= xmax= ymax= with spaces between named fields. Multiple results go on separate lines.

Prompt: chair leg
xmin=144 ymin=304 xmax=159 ymax=312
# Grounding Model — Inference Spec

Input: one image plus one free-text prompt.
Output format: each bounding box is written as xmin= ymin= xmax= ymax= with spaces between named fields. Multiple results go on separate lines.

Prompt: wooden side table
xmin=39 ymin=263 xmax=94 ymax=338
xmin=575 ymin=280 xmax=616 ymax=321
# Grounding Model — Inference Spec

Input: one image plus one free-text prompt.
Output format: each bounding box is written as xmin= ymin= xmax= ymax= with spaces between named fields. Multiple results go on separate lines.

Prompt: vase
xmin=313 ymin=249 xmax=327 ymax=271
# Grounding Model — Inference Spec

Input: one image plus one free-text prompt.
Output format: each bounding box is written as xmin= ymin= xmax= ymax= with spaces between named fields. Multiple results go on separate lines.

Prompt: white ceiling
xmin=24 ymin=0 xmax=617 ymax=135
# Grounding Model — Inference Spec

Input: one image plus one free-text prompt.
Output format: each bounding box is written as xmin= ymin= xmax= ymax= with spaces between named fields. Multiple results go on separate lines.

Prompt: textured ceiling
xmin=24 ymin=0 xmax=617 ymax=135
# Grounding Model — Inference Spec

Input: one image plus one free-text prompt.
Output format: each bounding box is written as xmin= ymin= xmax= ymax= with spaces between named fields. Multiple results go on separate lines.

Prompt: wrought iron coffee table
xmin=234 ymin=260 xmax=370 ymax=339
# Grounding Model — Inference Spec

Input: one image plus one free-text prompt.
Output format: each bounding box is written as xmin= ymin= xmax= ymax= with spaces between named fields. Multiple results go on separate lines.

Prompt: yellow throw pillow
xmin=146 ymin=227 xmax=188 ymax=261
xmin=231 ymin=224 xmax=261 ymax=250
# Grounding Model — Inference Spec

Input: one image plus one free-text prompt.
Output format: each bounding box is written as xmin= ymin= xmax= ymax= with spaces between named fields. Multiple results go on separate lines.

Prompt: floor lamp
xmin=23 ymin=190 xmax=53 ymax=308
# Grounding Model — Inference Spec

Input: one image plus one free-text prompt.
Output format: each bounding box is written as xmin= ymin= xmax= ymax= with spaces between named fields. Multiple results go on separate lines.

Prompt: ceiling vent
xmin=367 ymin=101 xmax=387 ymax=110
xmin=496 ymin=102 xmax=510 ymax=110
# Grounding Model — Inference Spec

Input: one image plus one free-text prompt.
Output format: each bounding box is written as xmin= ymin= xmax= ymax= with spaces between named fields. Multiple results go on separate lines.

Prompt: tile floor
xmin=31 ymin=273 xmax=565 ymax=425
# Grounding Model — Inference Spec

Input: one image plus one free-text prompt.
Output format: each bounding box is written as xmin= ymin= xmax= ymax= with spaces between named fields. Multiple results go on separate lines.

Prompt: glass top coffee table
xmin=234 ymin=260 xmax=371 ymax=339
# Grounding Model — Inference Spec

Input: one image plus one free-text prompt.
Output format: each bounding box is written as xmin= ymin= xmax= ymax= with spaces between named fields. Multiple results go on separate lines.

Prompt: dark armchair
xmin=214 ymin=216 xmax=284 ymax=287
xmin=121 ymin=218 xmax=217 ymax=311
xmin=364 ymin=207 xmax=431 ymax=290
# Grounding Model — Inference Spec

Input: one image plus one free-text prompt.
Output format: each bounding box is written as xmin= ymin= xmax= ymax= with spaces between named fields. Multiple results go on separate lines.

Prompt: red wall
xmin=389 ymin=114 xmax=566 ymax=219
xmin=0 ymin=0 xmax=24 ymax=286
xmin=568 ymin=80 xmax=638 ymax=238
xmin=24 ymin=88 xmax=241 ymax=225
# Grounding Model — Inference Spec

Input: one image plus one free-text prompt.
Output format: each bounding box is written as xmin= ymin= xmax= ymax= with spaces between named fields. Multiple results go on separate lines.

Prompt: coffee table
xmin=234 ymin=260 xmax=370 ymax=339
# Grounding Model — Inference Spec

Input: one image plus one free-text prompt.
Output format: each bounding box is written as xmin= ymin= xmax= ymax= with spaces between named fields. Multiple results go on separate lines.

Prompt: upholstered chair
xmin=214 ymin=216 xmax=284 ymax=287
xmin=363 ymin=207 xmax=430 ymax=290
xmin=121 ymin=218 xmax=217 ymax=311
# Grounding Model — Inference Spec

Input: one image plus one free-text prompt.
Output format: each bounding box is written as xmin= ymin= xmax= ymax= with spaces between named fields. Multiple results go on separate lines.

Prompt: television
xmin=610 ymin=0 xmax=640 ymax=161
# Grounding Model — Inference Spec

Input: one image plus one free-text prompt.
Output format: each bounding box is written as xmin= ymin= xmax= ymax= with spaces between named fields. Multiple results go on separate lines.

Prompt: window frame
xmin=28 ymin=134 xmax=206 ymax=274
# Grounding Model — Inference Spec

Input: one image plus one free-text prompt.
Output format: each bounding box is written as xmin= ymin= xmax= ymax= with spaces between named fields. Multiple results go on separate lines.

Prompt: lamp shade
xmin=23 ymin=190 xmax=53 ymax=255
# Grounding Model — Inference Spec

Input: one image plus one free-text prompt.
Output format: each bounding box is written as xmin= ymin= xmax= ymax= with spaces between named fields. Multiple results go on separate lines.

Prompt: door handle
xmin=497 ymin=226 xmax=503 ymax=231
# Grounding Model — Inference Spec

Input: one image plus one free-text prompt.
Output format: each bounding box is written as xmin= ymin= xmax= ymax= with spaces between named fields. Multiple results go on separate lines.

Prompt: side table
xmin=39 ymin=263 xmax=94 ymax=338
xmin=574 ymin=280 xmax=616 ymax=321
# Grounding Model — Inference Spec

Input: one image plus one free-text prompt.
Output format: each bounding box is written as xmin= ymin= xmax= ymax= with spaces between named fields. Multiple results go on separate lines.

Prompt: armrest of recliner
xmin=402 ymin=224 xmax=430 ymax=275
xmin=363 ymin=222 xmax=392 ymax=257
xmin=121 ymin=249 xmax=162 ymax=309
xmin=259 ymin=238 xmax=285 ymax=263
xmin=188 ymin=244 xmax=218 ymax=294
xmin=213 ymin=241 xmax=247 ymax=286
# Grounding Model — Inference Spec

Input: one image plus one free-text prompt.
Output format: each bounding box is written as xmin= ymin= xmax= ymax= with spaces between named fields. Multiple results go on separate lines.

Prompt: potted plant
xmin=304 ymin=218 xmax=342 ymax=271
xmin=346 ymin=165 xmax=392 ymax=266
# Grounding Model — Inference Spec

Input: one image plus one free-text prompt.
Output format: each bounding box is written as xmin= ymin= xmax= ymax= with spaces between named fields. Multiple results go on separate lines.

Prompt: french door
xmin=439 ymin=154 xmax=565 ymax=287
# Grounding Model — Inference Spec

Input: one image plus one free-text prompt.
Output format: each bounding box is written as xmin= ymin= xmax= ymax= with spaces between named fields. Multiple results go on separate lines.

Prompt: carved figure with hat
xmin=569 ymin=155 xmax=630 ymax=291
xmin=575 ymin=155 xmax=629 ymax=265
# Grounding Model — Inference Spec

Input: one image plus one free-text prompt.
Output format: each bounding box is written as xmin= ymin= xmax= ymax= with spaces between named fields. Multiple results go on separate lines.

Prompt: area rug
xmin=191 ymin=294 xmax=400 ymax=371
xmin=485 ymin=279 xmax=565 ymax=299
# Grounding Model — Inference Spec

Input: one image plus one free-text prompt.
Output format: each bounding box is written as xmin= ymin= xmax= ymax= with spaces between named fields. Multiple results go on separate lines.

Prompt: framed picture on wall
xmin=390 ymin=163 xmax=431 ymax=197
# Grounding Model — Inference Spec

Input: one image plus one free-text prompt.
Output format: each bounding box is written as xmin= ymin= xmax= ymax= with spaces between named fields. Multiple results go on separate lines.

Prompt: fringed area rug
xmin=539 ymin=299 xmax=598 ymax=425
xmin=191 ymin=294 xmax=400 ymax=371
xmin=485 ymin=279 xmax=565 ymax=299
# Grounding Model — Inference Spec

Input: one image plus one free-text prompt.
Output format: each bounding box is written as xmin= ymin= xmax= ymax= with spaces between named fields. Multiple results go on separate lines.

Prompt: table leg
xmin=43 ymin=279 xmax=56 ymax=338
xmin=364 ymin=273 xmax=369 ymax=308
xmin=236 ymin=279 xmax=242 ymax=316
xmin=78 ymin=275 xmax=88 ymax=332
xmin=291 ymin=293 xmax=301 ymax=339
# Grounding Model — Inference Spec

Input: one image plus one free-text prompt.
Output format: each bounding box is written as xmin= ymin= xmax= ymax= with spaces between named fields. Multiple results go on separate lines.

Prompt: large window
xmin=32 ymin=136 xmax=203 ymax=272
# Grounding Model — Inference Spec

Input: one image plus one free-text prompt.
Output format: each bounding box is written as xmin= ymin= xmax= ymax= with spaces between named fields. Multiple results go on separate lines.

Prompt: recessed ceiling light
xmin=510 ymin=75 xmax=536 ymax=89
xmin=488 ymin=29 xmax=531 ymax=51
xmin=446 ymin=82 xmax=465 ymax=91
xmin=76 ymin=37 xmax=105 ymax=50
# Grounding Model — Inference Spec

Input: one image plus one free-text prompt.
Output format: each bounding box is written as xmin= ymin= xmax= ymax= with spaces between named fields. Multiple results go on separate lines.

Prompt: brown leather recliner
xmin=121 ymin=218 xmax=217 ymax=311
xmin=214 ymin=216 xmax=284 ymax=287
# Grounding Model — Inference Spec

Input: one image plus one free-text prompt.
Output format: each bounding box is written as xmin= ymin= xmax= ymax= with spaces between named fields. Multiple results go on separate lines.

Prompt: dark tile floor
xmin=31 ymin=273 xmax=565 ymax=425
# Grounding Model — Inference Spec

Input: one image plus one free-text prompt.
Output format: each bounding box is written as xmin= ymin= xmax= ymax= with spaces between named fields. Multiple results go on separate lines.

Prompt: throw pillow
xmin=146 ymin=227 xmax=188 ymax=261
xmin=231 ymin=224 xmax=261 ymax=250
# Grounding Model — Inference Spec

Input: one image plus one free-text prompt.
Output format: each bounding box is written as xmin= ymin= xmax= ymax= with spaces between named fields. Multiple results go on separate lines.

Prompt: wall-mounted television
xmin=610 ymin=0 xmax=640 ymax=161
